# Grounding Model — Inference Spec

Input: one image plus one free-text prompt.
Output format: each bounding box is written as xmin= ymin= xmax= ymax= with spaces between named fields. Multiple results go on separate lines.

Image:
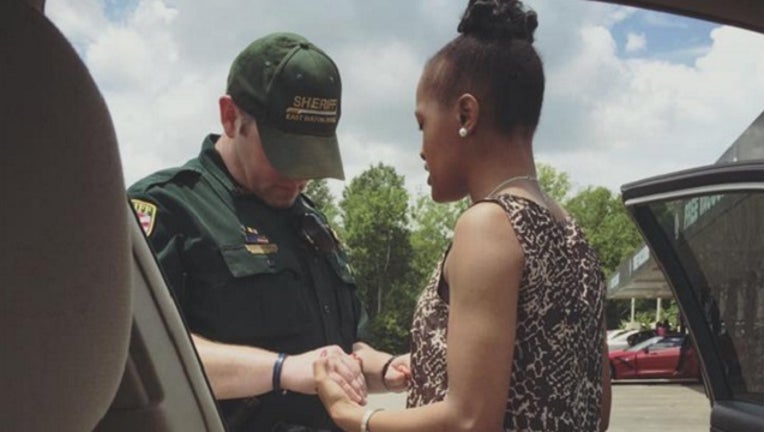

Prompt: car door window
xmin=649 ymin=338 xmax=683 ymax=351
xmin=643 ymin=191 xmax=763 ymax=404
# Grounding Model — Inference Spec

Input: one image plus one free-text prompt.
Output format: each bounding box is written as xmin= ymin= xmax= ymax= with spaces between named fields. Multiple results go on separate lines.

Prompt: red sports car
xmin=609 ymin=335 xmax=699 ymax=381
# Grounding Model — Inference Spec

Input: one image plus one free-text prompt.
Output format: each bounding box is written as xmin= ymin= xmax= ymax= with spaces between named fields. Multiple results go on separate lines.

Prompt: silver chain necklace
xmin=485 ymin=174 xmax=537 ymax=198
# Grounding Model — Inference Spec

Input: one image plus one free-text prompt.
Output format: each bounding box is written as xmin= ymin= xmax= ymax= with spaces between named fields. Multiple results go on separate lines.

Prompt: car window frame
xmin=623 ymin=161 xmax=764 ymax=406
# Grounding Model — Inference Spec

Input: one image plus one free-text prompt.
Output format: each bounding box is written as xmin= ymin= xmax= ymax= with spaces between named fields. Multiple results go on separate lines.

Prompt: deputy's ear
xmin=219 ymin=96 xmax=238 ymax=138
xmin=456 ymin=93 xmax=480 ymax=135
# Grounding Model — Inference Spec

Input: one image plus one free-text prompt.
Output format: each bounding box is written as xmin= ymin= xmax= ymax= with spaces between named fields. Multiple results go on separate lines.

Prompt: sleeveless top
xmin=406 ymin=194 xmax=606 ymax=431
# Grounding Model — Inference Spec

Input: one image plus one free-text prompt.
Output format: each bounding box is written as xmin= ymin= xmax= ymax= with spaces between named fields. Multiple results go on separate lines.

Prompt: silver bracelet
xmin=360 ymin=408 xmax=384 ymax=432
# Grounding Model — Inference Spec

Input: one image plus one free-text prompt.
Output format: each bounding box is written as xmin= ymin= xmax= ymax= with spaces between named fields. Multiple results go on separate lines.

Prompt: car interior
xmin=1 ymin=0 xmax=761 ymax=431
xmin=0 ymin=0 xmax=224 ymax=430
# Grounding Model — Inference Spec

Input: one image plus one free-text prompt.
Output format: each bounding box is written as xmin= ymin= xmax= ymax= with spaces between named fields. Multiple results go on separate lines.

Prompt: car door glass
xmin=645 ymin=192 xmax=763 ymax=404
xmin=649 ymin=338 xmax=682 ymax=351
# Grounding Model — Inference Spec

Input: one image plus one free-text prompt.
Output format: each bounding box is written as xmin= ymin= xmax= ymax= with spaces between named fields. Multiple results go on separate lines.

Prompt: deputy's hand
xmin=281 ymin=345 xmax=367 ymax=405
xmin=384 ymin=354 xmax=412 ymax=393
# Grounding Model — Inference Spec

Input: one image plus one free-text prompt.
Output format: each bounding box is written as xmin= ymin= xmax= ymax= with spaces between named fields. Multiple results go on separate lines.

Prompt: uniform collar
xmin=197 ymin=134 xmax=305 ymax=212
xmin=198 ymin=134 xmax=249 ymax=196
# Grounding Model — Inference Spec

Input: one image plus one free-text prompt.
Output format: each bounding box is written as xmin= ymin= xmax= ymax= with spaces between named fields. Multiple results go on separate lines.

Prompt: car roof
xmin=590 ymin=0 xmax=764 ymax=34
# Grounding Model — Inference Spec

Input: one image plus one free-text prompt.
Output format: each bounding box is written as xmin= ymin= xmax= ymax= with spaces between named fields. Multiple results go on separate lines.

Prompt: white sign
xmin=632 ymin=245 xmax=650 ymax=269
xmin=609 ymin=272 xmax=620 ymax=289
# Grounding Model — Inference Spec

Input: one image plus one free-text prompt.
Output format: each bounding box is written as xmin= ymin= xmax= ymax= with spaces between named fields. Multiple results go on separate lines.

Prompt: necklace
xmin=485 ymin=175 xmax=537 ymax=198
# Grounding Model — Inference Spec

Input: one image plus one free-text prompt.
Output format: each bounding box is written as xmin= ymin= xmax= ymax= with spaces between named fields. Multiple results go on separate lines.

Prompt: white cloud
xmin=45 ymin=0 xmax=764 ymax=199
xmin=87 ymin=28 xmax=153 ymax=89
xmin=45 ymin=0 xmax=107 ymax=48
xmin=625 ymin=32 xmax=647 ymax=52
xmin=336 ymin=41 xmax=422 ymax=105
xmin=537 ymin=23 xmax=764 ymax=192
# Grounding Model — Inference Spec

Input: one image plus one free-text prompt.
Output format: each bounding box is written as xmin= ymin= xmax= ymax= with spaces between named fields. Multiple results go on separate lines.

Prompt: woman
xmin=315 ymin=0 xmax=611 ymax=430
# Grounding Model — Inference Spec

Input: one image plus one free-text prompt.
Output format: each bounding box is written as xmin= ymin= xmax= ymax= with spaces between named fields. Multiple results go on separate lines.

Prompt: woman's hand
xmin=314 ymin=353 xmax=363 ymax=428
xmin=384 ymin=354 xmax=412 ymax=393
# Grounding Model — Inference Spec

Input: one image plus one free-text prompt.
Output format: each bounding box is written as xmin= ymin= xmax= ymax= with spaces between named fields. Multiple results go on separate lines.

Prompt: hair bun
xmin=457 ymin=0 xmax=538 ymax=43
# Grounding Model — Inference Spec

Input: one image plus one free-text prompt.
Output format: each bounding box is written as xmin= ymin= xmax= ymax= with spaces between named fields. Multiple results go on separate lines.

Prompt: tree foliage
xmin=304 ymin=179 xmax=340 ymax=227
xmin=537 ymin=162 xmax=571 ymax=202
xmin=564 ymin=186 xmax=643 ymax=275
xmin=409 ymin=194 xmax=468 ymax=283
xmin=339 ymin=164 xmax=417 ymax=351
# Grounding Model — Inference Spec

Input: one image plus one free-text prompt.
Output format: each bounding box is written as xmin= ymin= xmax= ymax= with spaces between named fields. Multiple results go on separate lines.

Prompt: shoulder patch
xmin=131 ymin=199 xmax=158 ymax=236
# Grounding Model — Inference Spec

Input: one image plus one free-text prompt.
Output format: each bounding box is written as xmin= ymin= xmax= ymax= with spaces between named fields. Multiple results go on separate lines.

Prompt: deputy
xmin=128 ymin=32 xmax=406 ymax=431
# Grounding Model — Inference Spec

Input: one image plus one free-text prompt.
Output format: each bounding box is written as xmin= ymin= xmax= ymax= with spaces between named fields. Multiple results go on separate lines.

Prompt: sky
xmin=47 ymin=0 xmax=764 ymax=200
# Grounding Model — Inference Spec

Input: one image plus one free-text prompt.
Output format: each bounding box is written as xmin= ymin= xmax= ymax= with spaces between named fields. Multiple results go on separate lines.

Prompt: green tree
xmin=304 ymin=179 xmax=340 ymax=227
xmin=409 ymin=194 xmax=468 ymax=283
xmin=340 ymin=164 xmax=417 ymax=352
xmin=565 ymin=186 xmax=643 ymax=275
xmin=537 ymin=162 xmax=571 ymax=202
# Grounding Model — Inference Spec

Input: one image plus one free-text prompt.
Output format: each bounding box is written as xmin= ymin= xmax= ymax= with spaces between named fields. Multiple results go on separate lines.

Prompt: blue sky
xmin=103 ymin=0 xmax=137 ymax=21
xmin=49 ymin=0 xmax=764 ymax=199
xmin=612 ymin=10 xmax=716 ymax=64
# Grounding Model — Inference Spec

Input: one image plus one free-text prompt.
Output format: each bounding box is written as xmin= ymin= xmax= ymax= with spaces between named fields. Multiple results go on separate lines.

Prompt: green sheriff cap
xmin=227 ymin=32 xmax=344 ymax=180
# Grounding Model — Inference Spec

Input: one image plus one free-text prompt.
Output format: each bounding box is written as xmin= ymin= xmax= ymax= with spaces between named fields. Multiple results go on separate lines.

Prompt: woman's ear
xmin=457 ymin=93 xmax=480 ymax=135
xmin=219 ymin=95 xmax=238 ymax=138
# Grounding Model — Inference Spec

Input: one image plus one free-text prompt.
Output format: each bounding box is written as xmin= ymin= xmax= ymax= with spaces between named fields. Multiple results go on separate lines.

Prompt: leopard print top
xmin=407 ymin=194 xmax=606 ymax=431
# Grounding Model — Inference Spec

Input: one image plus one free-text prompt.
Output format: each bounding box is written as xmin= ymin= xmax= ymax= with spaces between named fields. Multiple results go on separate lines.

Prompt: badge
xmin=245 ymin=244 xmax=279 ymax=255
xmin=244 ymin=226 xmax=270 ymax=244
xmin=131 ymin=199 xmax=157 ymax=236
xmin=243 ymin=226 xmax=278 ymax=254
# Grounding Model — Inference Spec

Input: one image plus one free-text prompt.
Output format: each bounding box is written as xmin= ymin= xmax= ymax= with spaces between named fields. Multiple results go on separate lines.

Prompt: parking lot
xmin=367 ymin=382 xmax=710 ymax=431
xmin=608 ymin=382 xmax=709 ymax=431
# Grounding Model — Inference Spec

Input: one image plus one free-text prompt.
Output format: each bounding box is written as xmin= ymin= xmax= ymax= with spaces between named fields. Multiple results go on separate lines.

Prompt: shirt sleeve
xmin=127 ymin=189 xmax=188 ymax=310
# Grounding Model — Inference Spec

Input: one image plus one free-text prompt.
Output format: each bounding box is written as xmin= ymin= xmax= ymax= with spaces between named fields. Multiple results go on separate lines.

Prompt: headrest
xmin=0 ymin=1 xmax=132 ymax=430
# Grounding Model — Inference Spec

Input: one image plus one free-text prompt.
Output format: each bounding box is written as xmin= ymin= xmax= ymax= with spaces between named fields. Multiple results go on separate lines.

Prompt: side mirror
xmin=642 ymin=347 xmax=650 ymax=353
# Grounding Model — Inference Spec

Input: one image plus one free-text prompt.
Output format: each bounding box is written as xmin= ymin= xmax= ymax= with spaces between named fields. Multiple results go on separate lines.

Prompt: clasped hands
xmin=281 ymin=345 xmax=368 ymax=404
xmin=313 ymin=346 xmax=411 ymax=417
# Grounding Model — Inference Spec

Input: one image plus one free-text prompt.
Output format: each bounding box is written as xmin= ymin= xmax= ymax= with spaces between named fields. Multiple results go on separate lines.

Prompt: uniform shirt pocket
xmin=216 ymin=245 xmax=310 ymax=346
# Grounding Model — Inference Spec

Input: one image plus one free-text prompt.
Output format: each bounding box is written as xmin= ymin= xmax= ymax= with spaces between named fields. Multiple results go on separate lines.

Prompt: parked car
xmin=607 ymin=329 xmax=640 ymax=352
xmin=625 ymin=329 xmax=658 ymax=347
xmin=609 ymin=336 xmax=699 ymax=381
xmin=607 ymin=328 xmax=633 ymax=340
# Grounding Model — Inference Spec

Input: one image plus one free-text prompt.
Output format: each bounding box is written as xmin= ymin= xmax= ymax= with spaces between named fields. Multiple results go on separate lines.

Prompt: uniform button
xmin=323 ymin=305 xmax=331 ymax=314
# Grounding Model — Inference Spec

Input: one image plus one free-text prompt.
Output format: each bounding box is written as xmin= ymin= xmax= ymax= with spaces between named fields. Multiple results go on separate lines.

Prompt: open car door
xmin=0 ymin=1 xmax=225 ymax=430
xmin=622 ymin=162 xmax=764 ymax=431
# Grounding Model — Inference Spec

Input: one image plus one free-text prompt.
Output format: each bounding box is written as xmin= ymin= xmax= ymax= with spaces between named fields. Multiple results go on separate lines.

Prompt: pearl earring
xmin=458 ymin=127 xmax=468 ymax=138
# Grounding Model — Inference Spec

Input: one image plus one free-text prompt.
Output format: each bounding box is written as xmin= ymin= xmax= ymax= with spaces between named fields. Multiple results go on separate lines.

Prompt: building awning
xmin=607 ymin=246 xmax=671 ymax=299
xmin=609 ymin=110 xmax=763 ymax=300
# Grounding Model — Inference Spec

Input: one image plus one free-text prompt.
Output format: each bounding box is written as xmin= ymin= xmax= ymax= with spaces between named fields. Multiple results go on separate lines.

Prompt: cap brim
xmin=257 ymin=122 xmax=345 ymax=180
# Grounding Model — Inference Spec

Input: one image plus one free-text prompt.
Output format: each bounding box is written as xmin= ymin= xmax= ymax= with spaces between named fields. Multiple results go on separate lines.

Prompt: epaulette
xmin=129 ymin=165 xmax=203 ymax=193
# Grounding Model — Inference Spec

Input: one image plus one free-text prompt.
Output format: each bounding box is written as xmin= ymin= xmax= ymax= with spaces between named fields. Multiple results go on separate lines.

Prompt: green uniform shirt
xmin=128 ymin=134 xmax=362 ymax=431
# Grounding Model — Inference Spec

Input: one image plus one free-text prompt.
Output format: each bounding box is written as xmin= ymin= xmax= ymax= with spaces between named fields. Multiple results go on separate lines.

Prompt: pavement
xmin=608 ymin=382 xmax=709 ymax=431
xmin=367 ymin=382 xmax=710 ymax=431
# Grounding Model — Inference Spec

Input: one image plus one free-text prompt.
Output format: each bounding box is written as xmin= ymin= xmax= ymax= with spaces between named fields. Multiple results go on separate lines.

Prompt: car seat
xmin=0 ymin=1 xmax=224 ymax=430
